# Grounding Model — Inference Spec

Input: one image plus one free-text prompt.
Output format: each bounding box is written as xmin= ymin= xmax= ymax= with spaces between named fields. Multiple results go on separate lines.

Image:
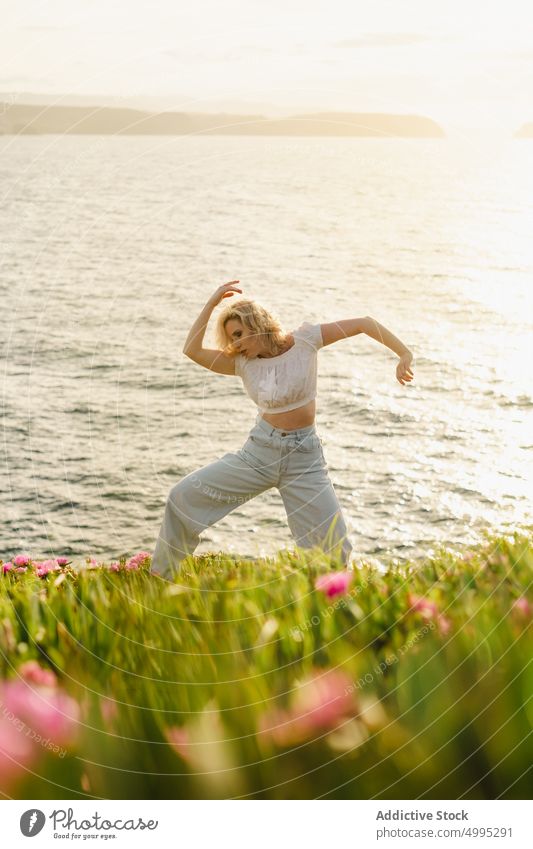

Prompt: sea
xmin=1 ymin=132 xmax=532 ymax=566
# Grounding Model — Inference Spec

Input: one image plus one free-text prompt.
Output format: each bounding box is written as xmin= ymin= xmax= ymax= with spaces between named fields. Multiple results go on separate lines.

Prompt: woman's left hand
xmin=396 ymin=351 xmax=414 ymax=385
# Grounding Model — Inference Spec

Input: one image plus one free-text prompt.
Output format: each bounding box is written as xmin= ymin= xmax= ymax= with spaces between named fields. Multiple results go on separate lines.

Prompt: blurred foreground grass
xmin=0 ymin=529 xmax=531 ymax=800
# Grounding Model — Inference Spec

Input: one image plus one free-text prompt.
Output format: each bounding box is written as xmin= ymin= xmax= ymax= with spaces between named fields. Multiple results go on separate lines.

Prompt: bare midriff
xmin=260 ymin=399 xmax=316 ymax=430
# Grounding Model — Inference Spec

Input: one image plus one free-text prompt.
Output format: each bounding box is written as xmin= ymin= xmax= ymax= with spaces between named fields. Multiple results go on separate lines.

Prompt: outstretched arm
xmin=320 ymin=316 xmax=414 ymax=385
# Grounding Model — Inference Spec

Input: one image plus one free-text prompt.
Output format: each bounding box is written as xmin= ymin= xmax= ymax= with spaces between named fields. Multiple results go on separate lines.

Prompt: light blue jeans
xmin=151 ymin=413 xmax=353 ymax=578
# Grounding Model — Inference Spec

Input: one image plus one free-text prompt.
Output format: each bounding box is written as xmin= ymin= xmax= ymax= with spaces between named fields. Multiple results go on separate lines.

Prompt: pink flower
xmin=1 ymin=679 xmax=80 ymax=749
xmin=165 ymin=725 xmax=191 ymax=760
xmin=437 ymin=615 xmax=452 ymax=636
xmin=55 ymin=557 xmax=69 ymax=567
xmin=125 ymin=551 xmax=151 ymax=571
xmin=258 ymin=668 xmax=356 ymax=746
xmin=35 ymin=560 xmax=60 ymax=578
xmin=15 ymin=566 xmax=28 ymax=574
xmin=0 ymin=714 xmax=36 ymax=790
xmin=315 ymin=570 xmax=353 ymax=598
xmin=408 ymin=593 xmax=452 ymax=636
xmin=13 ymin=554 xmax=31 ymax=567
xmin=512 ymin=597 xmax=532 ymax=619
xmin=2 ymin=562 xmax=13 ymax=574
xmin=108 ymin=562 xmax=121 ymax=572
xmin=18 ymin=660 xmax=57 ymax=688
xmin=0 ymin=676 xmax=80 ymax=784
xmin=407 ymin=593 xmax=439 ymax=618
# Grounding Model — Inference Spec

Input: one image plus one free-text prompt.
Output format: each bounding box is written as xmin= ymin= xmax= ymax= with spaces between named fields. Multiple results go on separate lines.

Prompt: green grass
xmin=0 ymin=529 xmax=531 ymax=800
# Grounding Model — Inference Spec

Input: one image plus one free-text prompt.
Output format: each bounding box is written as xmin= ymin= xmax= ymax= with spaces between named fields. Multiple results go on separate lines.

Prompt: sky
xmin=1 ymin=0 xmax=532 ymax=132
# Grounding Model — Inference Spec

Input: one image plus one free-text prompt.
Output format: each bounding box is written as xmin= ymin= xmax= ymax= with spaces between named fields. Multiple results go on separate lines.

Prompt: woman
xmin=151 ymin=281 xmax=414 ymax=578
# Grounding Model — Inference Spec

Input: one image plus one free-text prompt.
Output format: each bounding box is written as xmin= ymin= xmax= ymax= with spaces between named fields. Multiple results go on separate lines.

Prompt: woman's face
xmin=225 ymin=318 xmax=260 ymax=358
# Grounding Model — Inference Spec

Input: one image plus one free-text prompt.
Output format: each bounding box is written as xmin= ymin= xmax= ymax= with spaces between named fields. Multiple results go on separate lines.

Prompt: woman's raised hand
xmin=396 ymin=351 xmax=414 ymax=385
xmin=209 ymin=281 xmax=242 ymax=307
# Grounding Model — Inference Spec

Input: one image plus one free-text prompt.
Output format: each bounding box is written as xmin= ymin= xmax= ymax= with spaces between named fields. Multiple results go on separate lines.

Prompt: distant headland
xmin=0 ymin=103 xmax=445 ymax=137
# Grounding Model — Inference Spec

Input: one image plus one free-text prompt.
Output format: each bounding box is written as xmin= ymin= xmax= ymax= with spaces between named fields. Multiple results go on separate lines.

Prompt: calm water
xmin=1 ymin=134 xmax=532 ymax=565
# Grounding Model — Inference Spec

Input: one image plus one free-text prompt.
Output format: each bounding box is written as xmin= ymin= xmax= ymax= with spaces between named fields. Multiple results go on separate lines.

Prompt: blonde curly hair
xmin=214 ymin=298 xmax=288 ymax=358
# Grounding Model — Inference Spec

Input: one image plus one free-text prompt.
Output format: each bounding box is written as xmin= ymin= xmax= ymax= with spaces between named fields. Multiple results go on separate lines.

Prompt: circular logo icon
xmin=20 ymin=810 xmax=46 ymax=837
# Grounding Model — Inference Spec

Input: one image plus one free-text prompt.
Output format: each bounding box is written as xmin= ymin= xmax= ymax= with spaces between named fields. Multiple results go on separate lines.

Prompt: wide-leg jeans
xmin=151 ymin=414 xmax=353 ymax=578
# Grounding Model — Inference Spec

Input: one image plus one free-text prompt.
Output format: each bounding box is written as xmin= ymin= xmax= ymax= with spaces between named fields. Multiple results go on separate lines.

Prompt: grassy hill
xmin=0 ymin=529 xmax=531 ymax=799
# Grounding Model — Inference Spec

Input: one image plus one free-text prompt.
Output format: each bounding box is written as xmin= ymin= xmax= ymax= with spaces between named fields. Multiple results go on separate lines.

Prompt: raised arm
xmin=320 ymin=316 xmax=414 ymax=385
xmin=182 ymin=281 xmax=242 ymax=375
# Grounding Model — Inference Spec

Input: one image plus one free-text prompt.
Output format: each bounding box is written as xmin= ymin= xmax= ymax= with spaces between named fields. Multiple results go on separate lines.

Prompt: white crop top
xmin=234 ymin=321 xmax=323 ymax=414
